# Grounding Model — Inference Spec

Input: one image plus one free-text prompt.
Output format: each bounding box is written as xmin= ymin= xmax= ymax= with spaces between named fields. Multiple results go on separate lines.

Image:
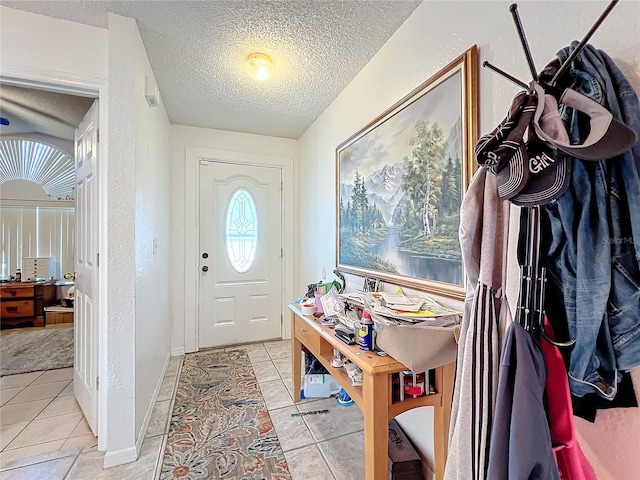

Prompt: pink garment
xmin=541 ymin=318 xmax=597 ymax=480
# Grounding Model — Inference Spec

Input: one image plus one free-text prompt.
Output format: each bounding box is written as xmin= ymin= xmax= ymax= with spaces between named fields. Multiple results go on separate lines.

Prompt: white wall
xmin=107 ymin=14 xmax=172 ymax=464
xmin=0 ymin=6 xmax=107 ymax=86
xmin=129 ymin=16 xmax=172 ymax=455
xmin=104 ymin=13 xmax=137 ymax=463
xmin=169 ymin=126 xmax=297 ymax=353
xmin=297 ymin=1 xmax=640 ymax=478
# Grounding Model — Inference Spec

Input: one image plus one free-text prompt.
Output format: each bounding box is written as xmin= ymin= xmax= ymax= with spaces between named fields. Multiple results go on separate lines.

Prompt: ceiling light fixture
xmin=245 ymin=53 xmax=274 ymax=81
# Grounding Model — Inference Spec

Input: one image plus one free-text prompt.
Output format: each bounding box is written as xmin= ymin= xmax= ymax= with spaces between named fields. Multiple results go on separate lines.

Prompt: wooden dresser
xmin=0 ymin=282 xmax=57 ymax=328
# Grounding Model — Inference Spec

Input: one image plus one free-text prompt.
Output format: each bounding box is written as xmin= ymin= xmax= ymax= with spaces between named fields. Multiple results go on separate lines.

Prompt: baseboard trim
xmin=135 ymin=352 xmax=171 ymax=457
xmin=171 ymin=347 xmax=185 ymax=357
xmin=103 ymin=446 xmax=137 ymax=468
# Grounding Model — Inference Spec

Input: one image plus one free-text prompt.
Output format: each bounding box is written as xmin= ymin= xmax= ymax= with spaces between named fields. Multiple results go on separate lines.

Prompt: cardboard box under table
xmin=375 ymin=322 xmax=459 ymax=375
xmin=44 ymin=306 xmax=74 ymax=325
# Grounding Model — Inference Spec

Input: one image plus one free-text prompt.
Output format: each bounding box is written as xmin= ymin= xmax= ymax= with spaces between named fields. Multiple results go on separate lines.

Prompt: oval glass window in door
xmin=225 ymin=188 xmax=258 ymax=273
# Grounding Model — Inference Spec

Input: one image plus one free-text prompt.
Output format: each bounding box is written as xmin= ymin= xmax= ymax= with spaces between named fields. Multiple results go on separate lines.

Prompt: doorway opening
xmin=0 ymin=81 xmax=100 ymax=456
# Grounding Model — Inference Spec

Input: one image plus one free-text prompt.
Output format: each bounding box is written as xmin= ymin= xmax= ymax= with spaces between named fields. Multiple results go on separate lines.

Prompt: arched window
xmin=225 ymin=188 xmax=258 ymax=273
xmin=0 ymin=138 xmax=74 ymax=199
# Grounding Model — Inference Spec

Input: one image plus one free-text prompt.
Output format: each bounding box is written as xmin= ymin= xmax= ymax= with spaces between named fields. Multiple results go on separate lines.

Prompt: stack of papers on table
xmin=339 ymin=291 xmax=461 ymax=327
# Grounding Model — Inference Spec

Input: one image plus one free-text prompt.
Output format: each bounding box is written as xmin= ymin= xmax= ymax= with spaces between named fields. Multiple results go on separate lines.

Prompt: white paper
xmin=380 ymin=292 xmax=413 ymax=305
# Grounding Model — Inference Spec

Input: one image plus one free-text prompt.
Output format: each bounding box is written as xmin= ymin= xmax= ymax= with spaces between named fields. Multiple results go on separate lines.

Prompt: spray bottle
xmin=359 ymin=310 xmax=374 ymax=351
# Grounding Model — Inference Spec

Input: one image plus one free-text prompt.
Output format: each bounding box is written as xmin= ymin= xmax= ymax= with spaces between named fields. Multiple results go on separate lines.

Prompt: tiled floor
xmin=245 ymin=341 xmax=366 ymax=480
xmin=0 ymin=340 xmax=366 ymax=479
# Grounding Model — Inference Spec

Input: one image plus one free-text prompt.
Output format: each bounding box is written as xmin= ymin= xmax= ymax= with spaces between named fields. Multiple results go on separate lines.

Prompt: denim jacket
xmin=543 ymin=43 xmax=640 ymax=399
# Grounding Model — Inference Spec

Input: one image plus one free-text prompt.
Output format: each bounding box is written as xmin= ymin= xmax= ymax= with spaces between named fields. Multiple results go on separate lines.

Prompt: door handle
xmin=6 ymin=306 xmax=18 ymax=313
xmin=202 ymin=266 xmax=209 ymax=272
xmin=64 ymin=272 xmax=77 ymax=280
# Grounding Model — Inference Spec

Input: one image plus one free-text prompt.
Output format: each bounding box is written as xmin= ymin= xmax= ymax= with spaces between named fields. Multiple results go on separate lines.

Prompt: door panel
xmin=74 ymin=100 xmax=99 ymax=435
xmin=198 ymin=161 xmax=283 ymax=348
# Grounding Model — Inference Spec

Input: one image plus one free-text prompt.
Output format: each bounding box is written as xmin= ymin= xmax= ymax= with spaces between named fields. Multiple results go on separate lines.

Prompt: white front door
xmin=74 ymin=100 xmax=99 ymax=435
xmin=198 ymin=161 xmax=283 ymax=348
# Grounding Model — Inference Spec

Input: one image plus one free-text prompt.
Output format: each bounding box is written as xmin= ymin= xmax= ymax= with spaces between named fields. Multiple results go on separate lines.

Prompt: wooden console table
xmin=289 ymin=304 xmax=455 ymax=480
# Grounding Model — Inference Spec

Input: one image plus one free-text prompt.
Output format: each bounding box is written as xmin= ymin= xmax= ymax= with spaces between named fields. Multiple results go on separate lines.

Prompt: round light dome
xmin=245 ymin=53 xmax=274 ymax=81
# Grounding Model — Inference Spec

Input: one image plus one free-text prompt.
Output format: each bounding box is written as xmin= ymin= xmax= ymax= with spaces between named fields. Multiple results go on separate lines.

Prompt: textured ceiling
xmin=0 ymin=84 xmax=93 ymax=139
xmin=0 ymin=1 xmax=421 ymax=139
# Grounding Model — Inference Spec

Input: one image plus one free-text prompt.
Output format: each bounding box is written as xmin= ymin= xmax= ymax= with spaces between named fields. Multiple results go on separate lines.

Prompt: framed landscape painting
xmin=336 ymin=46 xmax=478 ymax=299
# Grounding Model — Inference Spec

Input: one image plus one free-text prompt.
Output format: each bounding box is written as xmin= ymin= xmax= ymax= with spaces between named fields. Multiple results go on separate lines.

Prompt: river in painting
xmin=376 ymin=229 xmax=462 ymax=286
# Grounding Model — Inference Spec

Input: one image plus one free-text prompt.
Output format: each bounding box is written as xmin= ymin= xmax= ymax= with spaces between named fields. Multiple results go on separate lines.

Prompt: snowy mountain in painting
xmin=365 ymin=163 xmax=404 ymax=225
xmin=365 ymin=163 xmax=404 ymax=201
xmin=340 ymin=162 xmax=405 ymax=227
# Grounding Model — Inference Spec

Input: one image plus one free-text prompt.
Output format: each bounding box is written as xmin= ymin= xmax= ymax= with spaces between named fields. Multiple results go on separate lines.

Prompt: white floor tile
xmin=31 ymin=368 xmax=74 ymax=385
xmin=260 ymin=378 xmax=294 ymax=410
xmin=36 ymin=395 xmax=81 ymax=419
xmin=69 ymin=417 xmax=92 ymax=437
xmin=0 ymin=399 xmax=51 ymax=426
xmin=245 ymin=344 xmax=271 ymax=364
xmin=5 ymin=413 xmax=83 ymax=450
xmin=0 ymin=440 xmax=68 ymax=471
xmin=0 ymin=372 xmax=43 ymax=390
xmin=273 ymin=356 xmax=293 ymax=379
xmin=253 ymin=360 xmax=280 ymax=384
xmin=167 ymin=356 xmax=182 ymax=376
xmin=0 ymin=455 xmax=75 ymax=480
xmin=269 ymin=405 xmax=315 ymax=452
xmin=60 ymin=433 xmax=97 ymax=451
xmin=156 ymin=376 xmax=176 ymax=402
xmin=145 ymin=400 xmax=171 ymax=438
xmin=318 ymin=431 xmax=365 ymax=480
xmin=59 ymin=383 xmax=74 ymax=396
xmin=264 ymin=340 xmax=291 ymax=360
xmin=298 ymin=397 xmax=363 ymax=443
xmin=0 ymin=422 xmax=29 ymax=450
xmin=0 ymin=388 xmax=22 ymax=407
xmin=284 ymin=444 xmax=334 ymax=480
xmin=61 ymin=448 xmax=104 ymax=480
xmin=6 ymin=381 xmax=70 ymax=405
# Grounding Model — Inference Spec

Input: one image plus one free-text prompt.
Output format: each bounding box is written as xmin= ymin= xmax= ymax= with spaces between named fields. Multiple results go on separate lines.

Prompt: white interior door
xmin=73 ymin=100 xmax=99 ymax=435
xmin=198 ymin=161 xmax=283 ymax=348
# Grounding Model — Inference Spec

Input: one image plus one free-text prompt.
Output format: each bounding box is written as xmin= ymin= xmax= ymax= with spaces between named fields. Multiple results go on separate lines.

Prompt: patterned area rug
xmin=0 ymin=327 xmax=74 ymax=376
xmin=160 ymin=349 xmax=291 ymax=480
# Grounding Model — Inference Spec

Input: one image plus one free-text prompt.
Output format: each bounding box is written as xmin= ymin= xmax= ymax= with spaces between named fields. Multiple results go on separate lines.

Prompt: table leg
xmin=363 ymin=372 xmax=389 ymax=480
xmin=291 ymin=324 xmax=302 ymax=403
xmin=433 ymin=362 xmax=455 ymax=480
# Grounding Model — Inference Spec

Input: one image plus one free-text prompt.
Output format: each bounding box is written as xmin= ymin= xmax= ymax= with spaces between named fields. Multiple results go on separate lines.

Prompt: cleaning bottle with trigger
xmin=359 ymin=310 xmax=374 ymax=351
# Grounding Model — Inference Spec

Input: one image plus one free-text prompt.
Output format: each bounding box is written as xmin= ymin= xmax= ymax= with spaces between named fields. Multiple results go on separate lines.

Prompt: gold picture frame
xmin=336 ymin=45 xmax=478 ymax=300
